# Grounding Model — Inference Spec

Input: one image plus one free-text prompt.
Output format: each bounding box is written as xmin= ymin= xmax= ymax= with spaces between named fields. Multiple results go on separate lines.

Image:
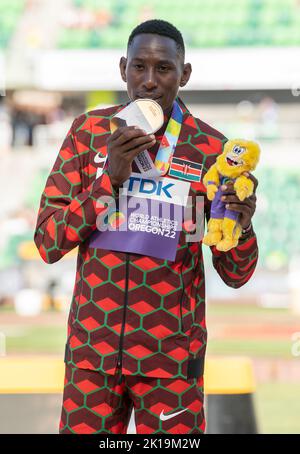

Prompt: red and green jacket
xmin=34 ymin=97 xmax=258 ymax=380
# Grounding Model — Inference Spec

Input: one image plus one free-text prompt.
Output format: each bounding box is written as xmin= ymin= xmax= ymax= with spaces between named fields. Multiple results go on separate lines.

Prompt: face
xmin=217 ymin=140 xmax=261 ymax=178
xmin=119 ymin=33 xmax=192 ymax=114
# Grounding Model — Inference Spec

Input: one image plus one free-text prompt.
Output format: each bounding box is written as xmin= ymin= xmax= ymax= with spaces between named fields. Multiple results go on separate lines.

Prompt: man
xmin=34 ymin=19 xmax=258 ymax=434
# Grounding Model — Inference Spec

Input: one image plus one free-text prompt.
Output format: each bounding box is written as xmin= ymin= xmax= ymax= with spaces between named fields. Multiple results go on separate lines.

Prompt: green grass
xmin=3 ymin=326 xmax=66 ymax=354
xmin=206 ymin=304 xmax=295 ymax=358
xmin=207 ymin=338 xmax=292 ymax=358
xmin=255 ymin=383 xmax=300 ymax=434
xmin=207 ymin=303 xmax=289 ymax=317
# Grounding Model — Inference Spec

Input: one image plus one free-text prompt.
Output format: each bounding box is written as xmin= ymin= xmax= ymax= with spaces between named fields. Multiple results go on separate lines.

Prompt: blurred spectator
xmin=235 ymin=100 xmax=256 ymax=138
xmin=139 ymin=5 xmax=155 ymax=22
xmin=11 ymin=108 xmax=46 ymax=147
xmin=257 ymin=96 xmax=279 ymax=140
xmin=0 ymin=103 xmax=13 ymax=155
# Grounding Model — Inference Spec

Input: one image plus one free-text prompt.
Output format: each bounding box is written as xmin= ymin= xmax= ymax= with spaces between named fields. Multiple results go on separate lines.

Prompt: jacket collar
xmin=176 ymin=95 xmax=191 ymax=118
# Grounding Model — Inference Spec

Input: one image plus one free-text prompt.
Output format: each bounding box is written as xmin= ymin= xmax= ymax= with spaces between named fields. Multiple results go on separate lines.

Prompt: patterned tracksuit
xmin=34 ymin=97 xmax=258 ymax=434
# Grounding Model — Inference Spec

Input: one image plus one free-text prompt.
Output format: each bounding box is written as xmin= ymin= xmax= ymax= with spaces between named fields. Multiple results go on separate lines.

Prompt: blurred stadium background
xmin=0 ymin=0 xmax=300 ymax=434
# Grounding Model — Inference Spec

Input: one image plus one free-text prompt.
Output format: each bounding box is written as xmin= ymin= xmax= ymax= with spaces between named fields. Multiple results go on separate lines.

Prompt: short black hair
xmin=127 ymin=19 xmax=185 ymax=59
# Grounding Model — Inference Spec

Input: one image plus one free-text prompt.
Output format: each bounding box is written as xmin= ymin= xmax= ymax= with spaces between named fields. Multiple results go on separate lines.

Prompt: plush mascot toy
xmin=202 ymin=138 xmax=261 ymax=252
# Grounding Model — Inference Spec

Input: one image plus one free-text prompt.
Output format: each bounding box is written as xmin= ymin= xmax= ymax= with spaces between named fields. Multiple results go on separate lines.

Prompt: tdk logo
xmin=121 ymin=172 xmax=191 ymax=206
xmin=128 ymin=176 xmax=174 ymax=198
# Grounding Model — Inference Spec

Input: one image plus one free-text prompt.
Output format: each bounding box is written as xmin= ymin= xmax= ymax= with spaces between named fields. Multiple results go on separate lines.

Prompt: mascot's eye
xmin=233 ymin=146 xmax=245 ymax=155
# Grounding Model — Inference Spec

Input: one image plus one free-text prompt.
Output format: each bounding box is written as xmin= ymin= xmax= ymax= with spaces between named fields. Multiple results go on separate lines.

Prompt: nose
xmin=143 ymin=67 xmax=158 ymax=90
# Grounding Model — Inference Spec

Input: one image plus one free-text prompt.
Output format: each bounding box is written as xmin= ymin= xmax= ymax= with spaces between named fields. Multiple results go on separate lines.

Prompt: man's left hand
xmin=220 ymin=172 xmax=258 ymax=229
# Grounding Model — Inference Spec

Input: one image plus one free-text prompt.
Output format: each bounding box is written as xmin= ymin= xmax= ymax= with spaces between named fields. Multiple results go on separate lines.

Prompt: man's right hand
xmin=106 ymin=126 xmax=156 ymax=188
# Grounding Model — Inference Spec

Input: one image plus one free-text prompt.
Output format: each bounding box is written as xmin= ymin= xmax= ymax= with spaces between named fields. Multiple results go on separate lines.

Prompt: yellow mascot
xmin=202 ymin=139 xmax=261 ymax=252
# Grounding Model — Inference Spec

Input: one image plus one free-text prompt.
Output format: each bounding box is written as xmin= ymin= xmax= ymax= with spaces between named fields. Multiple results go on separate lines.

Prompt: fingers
xmin=127 ymin=138 xmax=157 ymax=160
xmin=118 ymin=134 xmax=156 ymax=154
xmin=236 ymin=211 xmax=252 ymax=229
xmin=220 ymin=182 xmax=235 ymax=195
xmin=109 ymin=125 xmax=137 ymax=141
xmin=243 ymin=172 xmax=259 ymax=192
xmin=221 ymin=194 xmax=255 ymax=208
xmin=225 ymin=203 xmax=252 ymax=214
xmin=109 ymin=126 xmax=152 ymax=146
xmin=221 ymin=178 xmax=258 ymax=197
xmin=221 ymin=182 xmax=258 ymax=201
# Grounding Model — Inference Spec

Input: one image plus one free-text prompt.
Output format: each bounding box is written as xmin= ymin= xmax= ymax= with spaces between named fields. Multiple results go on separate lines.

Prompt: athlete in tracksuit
xmin=33 ymin=21 xmax=259 ymax=434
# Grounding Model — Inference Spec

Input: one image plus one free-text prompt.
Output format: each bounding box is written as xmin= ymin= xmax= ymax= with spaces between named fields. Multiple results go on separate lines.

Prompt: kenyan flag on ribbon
xmin=168 ymin=157 xmax=203 ymax=182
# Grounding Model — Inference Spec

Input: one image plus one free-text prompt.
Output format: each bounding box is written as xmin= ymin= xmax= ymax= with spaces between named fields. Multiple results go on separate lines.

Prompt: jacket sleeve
xmin=204 ymin=199 xmax=259 ymax=288
xmin=33 ymin=116 xmax=116 ymax=264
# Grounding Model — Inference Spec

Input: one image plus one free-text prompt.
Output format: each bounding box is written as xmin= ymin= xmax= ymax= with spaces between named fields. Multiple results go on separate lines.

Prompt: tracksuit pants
xmin=59 ymin=364 xmax=205 ymax=434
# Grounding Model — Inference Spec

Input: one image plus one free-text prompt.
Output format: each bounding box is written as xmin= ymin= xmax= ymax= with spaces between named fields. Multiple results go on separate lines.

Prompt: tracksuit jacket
xmin=34 ymin=97 xmax=258 ymax=381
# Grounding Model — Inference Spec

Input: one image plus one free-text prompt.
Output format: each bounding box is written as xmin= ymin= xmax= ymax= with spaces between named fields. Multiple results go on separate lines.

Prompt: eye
xmin=158 ymin=65 xmax=169 ymax=72
xmin=233 ymin=145 xmax=244 ymax=155
xmin=134 ymin=64 xmax=144 ymax=70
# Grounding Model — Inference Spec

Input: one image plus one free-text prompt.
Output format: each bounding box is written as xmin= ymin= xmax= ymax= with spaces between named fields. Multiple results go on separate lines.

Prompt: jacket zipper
xmin=116 ymin=252 xmax=130 ymax=384
xmin=179 ymin=245 xmax=190 ymax=333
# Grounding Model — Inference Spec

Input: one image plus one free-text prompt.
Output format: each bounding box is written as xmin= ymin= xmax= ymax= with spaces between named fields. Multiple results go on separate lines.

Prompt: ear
xmin=179 ymin=63 xmax=192 ymax=87
xmin=119 ymin=57 xmax=127 ymax=83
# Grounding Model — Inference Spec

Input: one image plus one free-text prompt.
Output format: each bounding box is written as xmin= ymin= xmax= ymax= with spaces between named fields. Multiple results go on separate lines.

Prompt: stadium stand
xmin=0 ymin=0 xmax=25 ymax=49
xmin=254 ymin=166 xmax=300 ymax=269
xmin=56 ymin=0 xmax=300 ymax=49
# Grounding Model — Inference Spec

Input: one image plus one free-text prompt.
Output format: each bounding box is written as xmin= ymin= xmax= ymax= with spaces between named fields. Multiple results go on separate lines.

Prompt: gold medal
xmin=110 ymin=98 xmax=164 ymax=134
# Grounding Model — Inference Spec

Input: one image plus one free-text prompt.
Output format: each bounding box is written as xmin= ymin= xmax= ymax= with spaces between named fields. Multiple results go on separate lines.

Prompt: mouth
xmin=136 ymin=95 xmax=162 ymax=101
xmin=226 ymin=156 xmax=244 ymax=166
